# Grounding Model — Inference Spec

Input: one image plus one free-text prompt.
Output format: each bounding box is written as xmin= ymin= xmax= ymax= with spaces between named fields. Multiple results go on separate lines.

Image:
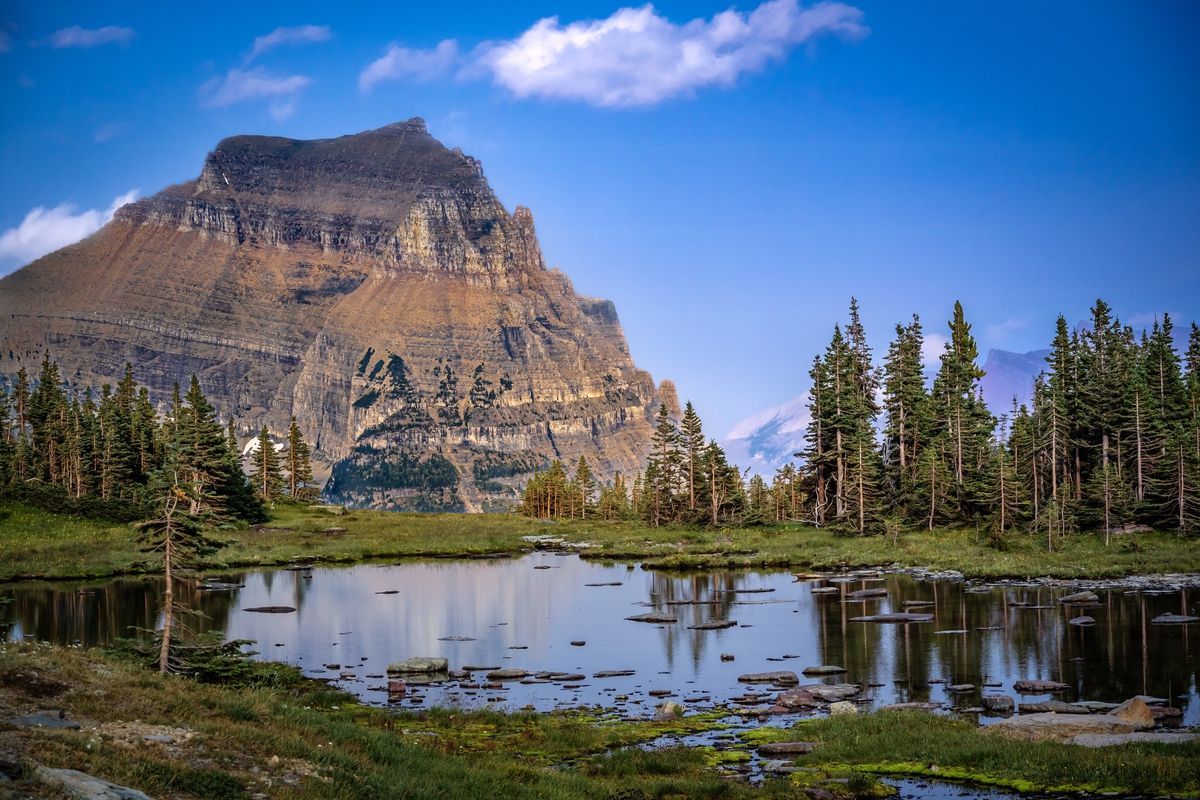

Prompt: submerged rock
xmin=1068 ymin=616 xmax=1096 ymax=626
xmin=1151 ymin=613 xmax=1199 ymax=624
xmin=687 ymin=620 xmax=737 ymax=630
xmin=486 ymin=669 xmax=529 ymax=680
xmin=845 ymin=588 xmax=888 ymax=599
xmin=244 ymin=606 xmax=297 ymax=613
xmin=801 ymin=665 xmax=846 ymax=676
xmin=738 ymin=671 xmax=799 ymax=685
xmin=625 ymin=612 xmax=677 ymax=624
xmin=1057 ymin=590 xmax=1100 ymax=604
xmin=593 ymin=669 xmax=636 ymax=678
xmin=1013 ymin=679 xmax=1069 ymax=693
xmin=850 ymin=613 xmax=934 ymax=623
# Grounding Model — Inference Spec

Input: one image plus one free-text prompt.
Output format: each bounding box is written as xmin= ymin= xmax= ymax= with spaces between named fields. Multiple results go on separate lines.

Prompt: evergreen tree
xmin=882 ymin=315 xmax=929 ymax=514
xmin=574 ymin=455 xmax=596 ymax=518
xmin=645 ymin=404 xmax=682 ymax=526
xmin=248 ymin=425 xmax=284 ymax=503
xmin=679 ymin=402 xmax=704 ymax=510
xmin=285 ymin=416 xmax=318 ymax=500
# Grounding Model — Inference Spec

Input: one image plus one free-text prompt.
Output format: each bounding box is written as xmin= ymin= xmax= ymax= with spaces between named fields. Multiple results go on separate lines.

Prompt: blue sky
xmin=1 ymin=1 xmax=1197 ymax=439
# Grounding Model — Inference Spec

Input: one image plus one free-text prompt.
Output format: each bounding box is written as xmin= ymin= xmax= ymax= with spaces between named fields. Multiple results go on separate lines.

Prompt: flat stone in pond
xmin=758 ymin=741 xmax=815 ymax=755
xmin=688 ymin=620 xmax=737 ymax=630
xmin=801 ymin=665 xmax=846 ymax=676
xmin=552 ymin=674 xmax=586 ymax=682
xmin=850 ymin=613 xmax=934 ymax=623
xmin=244 ymin=606 xmax=297 ymax=613
xmin=776 ymin=689 xmax=819 ymax=708
xmin=585 ymin=582 xmax=623 ymax=587
xmin=1020 ymin=701 xmax=1093 ymax=714
xmin=738 ymin=671 xmax=799 ymax=685
xmin=1068 ymin=616 xmax=1096 ymax=626
xmin=810 ymin=587 xmax=839 ymax=594
xmin=981 ymin=695 xmax=1015 ymax=712
xmin=845 ymin=588 xmax=888 ymax=599
xmin=935 ymin=630 xmax=970 ymax=635
xmin=594 ymin=670 xmax=636 ymax=678
xmin=570 ymin=641 xmax=586 ymax=646
xmin=1013 ymin=679 xmax=1070 ymax=693
xmin=802 ymin=684 xmax=860 ymax=702
xmin=388 ymin=657 xmax=449 ymax=673
xmin=948 ymin=684 xmax=975 ymax=693
xmin=461 ymin=665 xmax=500 ymax=671
xmin=1057 ymin=590 xmax=1100 ymax=604
xmin=1151 ymin=613 xmax=1198 ymax=624
xmin=625 ymin=612 xmax=677 ymax=623
xmin=437 ymin=636 xmax=475 ymax=641
xmin=486 ymin=669 xmax=530 ymax=680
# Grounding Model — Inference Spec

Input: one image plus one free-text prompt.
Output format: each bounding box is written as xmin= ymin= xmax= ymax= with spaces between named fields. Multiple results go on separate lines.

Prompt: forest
xmin=519 ymin=299 xmax=1200 ymax=544
xmin=0 ymin=357 xmax=317 ymax=523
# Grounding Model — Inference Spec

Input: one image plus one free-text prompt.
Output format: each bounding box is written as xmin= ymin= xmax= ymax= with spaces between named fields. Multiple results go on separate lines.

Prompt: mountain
xmin=722 ymin=394 xmax=810 ymax=476
xmin=978 ymin=348 xmax=1049 ymax=412
xmin=0 ymin=119 xmax=664 ymax=512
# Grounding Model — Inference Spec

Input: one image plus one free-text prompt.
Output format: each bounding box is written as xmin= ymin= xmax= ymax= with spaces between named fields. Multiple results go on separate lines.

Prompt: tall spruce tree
xmin=679 ymin=402 xmax=704 ymax=510
xmin=285 ymin=416 xmax=318 ymax=500
xmin=248 ymin=425 xmax=284 ymax=503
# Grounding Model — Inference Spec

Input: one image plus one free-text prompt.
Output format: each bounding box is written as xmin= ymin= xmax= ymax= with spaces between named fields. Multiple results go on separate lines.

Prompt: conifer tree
xmin=882 ymin=315 xmax=929 ymax=513
xmin=679 ymin=402 xmax=704 ymax=509
xmin=574 ymin=455 xmax=596 ymax=518
xmin=646 ymin=404 xmax=682 ymax=526
xmin=248 ymin=425 xmax=284 ymax=503
xmin=285 ymin=416 xmax=318 ymax=500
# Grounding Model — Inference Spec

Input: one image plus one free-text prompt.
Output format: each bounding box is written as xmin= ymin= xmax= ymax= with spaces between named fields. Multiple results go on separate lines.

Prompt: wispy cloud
xmin=0 ymin=190 xmax=138 ymax=271
xmin=202 ymin=67 xmax=311 ymax=119
xmin=359 ymin=0 xmax=867 ymax=107
xmin=360 ymin=39 xmax=459 ymax=91
xmin=93 ymin=122 xmax=127 ymax=142
xmin=48 ymin=25 xmax=136 ymax=49
xmin=247 ymin=25 xmax=331 ymax=62
xmin=985 ymin=318 xmax=1028 ymax=342
xmin=921 ymin=332 xmax=949 ymax=369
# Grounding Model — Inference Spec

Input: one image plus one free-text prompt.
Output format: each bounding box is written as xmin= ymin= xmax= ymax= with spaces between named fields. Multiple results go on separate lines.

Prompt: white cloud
xmin=360 ymin=0 xmax=866 ymax=105
xmin=48 ymin=25 xmax=136 ymax=49
xmin=203 ymin=67 xmax=311 ymax=112
xmin=985 ymin=317 xmax=1028 ymax=342
xmin=359 ymin=39 xmax=459 ymax=91
xmin=476 ymin=0 xmax=867 ymax=107
xmin=247 ymin=25 xmax=331 ymax=62
xmin=0 ymin=190 xmax=138 ymax=270
xmin=921 ymin=332 xmax=949 ymax=370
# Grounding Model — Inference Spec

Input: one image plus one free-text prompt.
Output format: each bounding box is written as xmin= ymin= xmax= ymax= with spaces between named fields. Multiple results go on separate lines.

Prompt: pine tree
xmin=679 ymin=402 xmax=704 ymax=510
xmin=645 ymin=404 xmax=682 ymax=526
xmin=248 ymin=425 xmax=284 ymax=503
xmin=574 ymin=455 xmax=596 ymax=518
xmin=882 ymin=315 xmax=929 ymax=515
xmin=285 ymin=416 xmax=318 ymax=500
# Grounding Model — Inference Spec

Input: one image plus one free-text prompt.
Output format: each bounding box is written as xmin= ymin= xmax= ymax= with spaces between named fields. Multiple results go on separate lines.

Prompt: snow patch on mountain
xmin=723 ymin=394 xmax=810 ymax=475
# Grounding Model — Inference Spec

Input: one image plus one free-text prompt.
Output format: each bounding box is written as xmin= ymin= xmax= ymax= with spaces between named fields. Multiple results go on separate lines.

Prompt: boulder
xmin=388 ymin=657 xmax=448 ymax=673
xmin=625 ymin=612 xmax=677 ymax=624
xmin=486 ymin=669 xmax=530 ymax=681
xmin=829 ymin=701 xmax=858 ymax=716
xmin=1066 ymin=732 xmax=1198 ymax=747
xmin=757 ymin=741 xmax=816 ymax=755
xmin=387 ymin=680 xmax=407 ymax=694
xmin=982 ymin=713 xmax=1135 ymax=742
xmin=1013 ymin=679 xmax=1069 ymax=693
xmin=35 ymin=766 xmax=155 ymax=800
xmin=1068 ymin=616 xmax=1096 ymax=626
xmin=801 ymin=665 xmax=846 ymax=676
xmin=776 ymin=689 xmax=819 ymax=708
xmin=1150 ymin=613 xmax=1198 ymax=624
xmin=1057 ymin=590 xmax=1099 ymax=604
xmin=651 ymin=701 xmax=683 ymax=722
xmin=1107 ymin=698 xmax=1155 ymax=730
xmin=738 ymin=671 xmax=799 ymax=685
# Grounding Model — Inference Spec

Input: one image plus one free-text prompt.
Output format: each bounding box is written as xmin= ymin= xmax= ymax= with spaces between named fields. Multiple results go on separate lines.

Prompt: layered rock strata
xmin=0 ymin=119 xmax=662 ymax=511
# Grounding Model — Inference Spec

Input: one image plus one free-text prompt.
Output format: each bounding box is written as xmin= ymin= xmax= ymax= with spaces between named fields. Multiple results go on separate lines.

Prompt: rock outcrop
xmin=0 ymin=119 xmax=663 ymax=510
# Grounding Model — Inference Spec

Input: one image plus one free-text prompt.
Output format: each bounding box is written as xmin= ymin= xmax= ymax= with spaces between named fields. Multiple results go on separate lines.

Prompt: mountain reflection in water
xmin=2 ymin=553 xmax=1195 ymax=724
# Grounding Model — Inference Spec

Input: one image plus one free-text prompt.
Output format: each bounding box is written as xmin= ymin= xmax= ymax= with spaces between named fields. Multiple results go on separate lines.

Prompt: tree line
xmin=517 ymin=298 xmax=1200 ymax=541
xmin=801 ymin=298 xmax=1199 ymax=542
xmin=0 ymin=355 xmax=320 ymax=521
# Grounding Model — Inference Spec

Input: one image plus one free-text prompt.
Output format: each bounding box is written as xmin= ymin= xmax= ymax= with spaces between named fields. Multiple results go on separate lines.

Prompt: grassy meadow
xmin=1 ymin=500 xmax=1198 ymax=582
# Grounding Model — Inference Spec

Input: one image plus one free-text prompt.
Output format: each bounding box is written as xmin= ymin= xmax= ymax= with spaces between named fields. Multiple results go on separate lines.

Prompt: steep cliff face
xmin=0 ymin=119 xmax=660 ymax=511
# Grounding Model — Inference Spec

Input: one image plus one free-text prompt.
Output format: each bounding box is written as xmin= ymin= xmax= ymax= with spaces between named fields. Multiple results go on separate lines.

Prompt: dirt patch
xmin=0 ymin=668 xmax=67 ymax=699
xmin=97 ymin=720 xmax=200 ymax=748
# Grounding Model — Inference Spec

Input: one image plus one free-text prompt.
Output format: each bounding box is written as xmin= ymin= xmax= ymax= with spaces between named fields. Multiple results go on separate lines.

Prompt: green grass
xmin=779 ymin=711 xmax=1200 ymax=796
xmin=1 ymin=500 xmax=1197 ymax=583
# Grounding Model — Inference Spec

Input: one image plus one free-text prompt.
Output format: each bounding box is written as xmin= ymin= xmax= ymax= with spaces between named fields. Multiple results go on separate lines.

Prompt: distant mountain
xmin=725 ymin=346 xmax=1049 ymax=476
xmin=722 ymin=394 xmax=810 ymax=475
xmin=979 ymin=348 xmax=1049 ymax=412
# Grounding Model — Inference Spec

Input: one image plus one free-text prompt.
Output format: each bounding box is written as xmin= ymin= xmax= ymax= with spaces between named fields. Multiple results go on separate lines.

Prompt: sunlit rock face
xmin=0 ymin=119 xmax=661 ymax=511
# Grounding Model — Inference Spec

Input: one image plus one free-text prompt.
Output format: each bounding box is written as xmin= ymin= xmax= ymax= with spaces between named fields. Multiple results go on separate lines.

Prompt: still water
xmin=3 ymin=553 xmax=1195 ymax=725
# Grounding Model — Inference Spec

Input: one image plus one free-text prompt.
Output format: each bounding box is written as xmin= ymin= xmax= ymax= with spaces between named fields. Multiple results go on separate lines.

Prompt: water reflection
xmin=1 ymin=556 xmax=1194 ymax=724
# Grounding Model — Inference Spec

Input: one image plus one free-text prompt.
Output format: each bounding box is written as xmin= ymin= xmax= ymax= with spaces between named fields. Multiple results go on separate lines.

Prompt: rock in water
xmin=652 ymin=701 xmax=683 ymax=722
xmin=981 ymin=695 xmax=1015 ymax=713
xmin=1151 ymin=613 xmax=1199 ymax=624
xmin=757 ymin=742 xmax=815 ymax=755
xmin=845 ymin=588 xmax=888 ymax=599
xmin=387 ymin=657 xmax=449 ymax=673
xmin=687 ymin=620 xmax=737 ymax=630
xmin=802 ymin=665 xmax=846 ymax=676
xmin=486 ymin=669 xmax=530 ymax=681
xmin=1068 ymin=616 xmax=1096 ymax=626
xmin=849 ymin=613 xmax=934 ymax=623
xmin=244 ymin=606 xmax=297 ymax=614
xmin=775 ymin=690 xmax=819 ymax=708
xmin=1013 ymin=679 xmax=1070 ymax=693
xmin=1057 ymin=590 xmax=1100 ymax=604
xmin=738 ymin=671 xmax=799 ymax=685
xmin=0 ymin=119 xmax=665 ymax=513
xmin=625 ymin=612 xmax=677 ymax=624
xmin=1107 ymin=698 xmax=1155 ymax=730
